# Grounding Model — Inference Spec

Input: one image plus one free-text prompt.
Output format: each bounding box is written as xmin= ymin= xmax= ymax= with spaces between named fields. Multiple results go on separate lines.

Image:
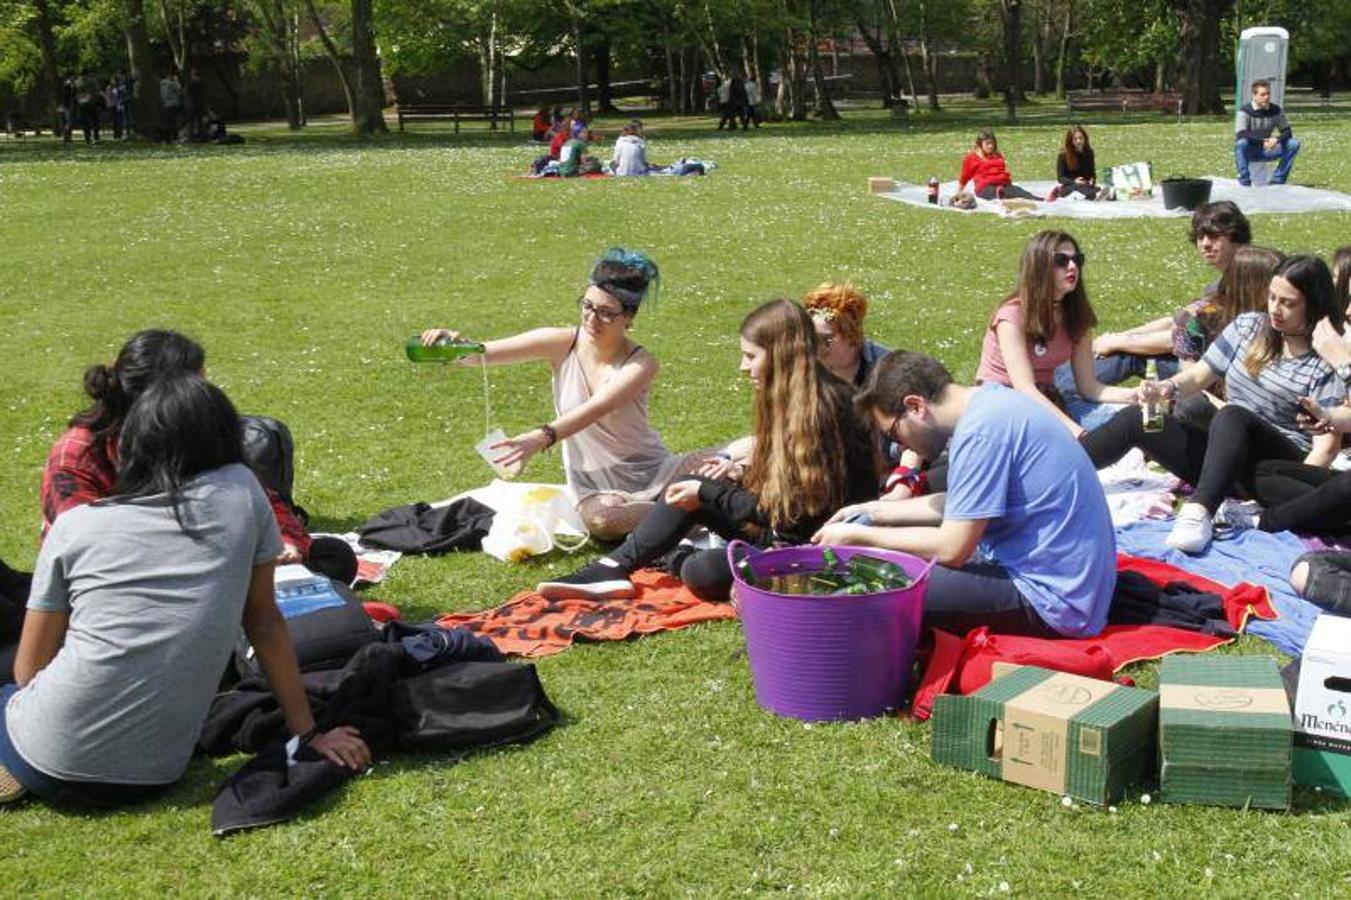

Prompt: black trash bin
xmin=1161 ymin=176 xmax=1213 ymax=210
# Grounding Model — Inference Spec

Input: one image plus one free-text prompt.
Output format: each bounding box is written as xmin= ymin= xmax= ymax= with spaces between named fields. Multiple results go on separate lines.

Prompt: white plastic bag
xmin=480 ymin=485 xmax=589 ymax=563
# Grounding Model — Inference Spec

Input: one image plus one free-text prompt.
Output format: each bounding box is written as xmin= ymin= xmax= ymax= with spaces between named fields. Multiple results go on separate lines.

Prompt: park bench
xmin=1067 ymin=90 xmax=1183 ymax=122
xmin=395 ymin=103 xmax=515 ymax=133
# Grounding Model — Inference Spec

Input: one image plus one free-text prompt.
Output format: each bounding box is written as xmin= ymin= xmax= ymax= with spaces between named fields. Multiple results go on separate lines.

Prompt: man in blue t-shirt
xmin=814 ymin=350 xmax=1116 ymax=638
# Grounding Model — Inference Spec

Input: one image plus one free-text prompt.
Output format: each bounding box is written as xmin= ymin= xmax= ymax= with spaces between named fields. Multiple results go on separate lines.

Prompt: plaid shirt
xmin=40 ymin=425 xmax=310 ymax=553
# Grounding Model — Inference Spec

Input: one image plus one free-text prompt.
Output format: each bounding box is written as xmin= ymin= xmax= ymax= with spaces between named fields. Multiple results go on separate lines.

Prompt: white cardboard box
xmin=1292 ymin=614 xmax=1351 ymax=796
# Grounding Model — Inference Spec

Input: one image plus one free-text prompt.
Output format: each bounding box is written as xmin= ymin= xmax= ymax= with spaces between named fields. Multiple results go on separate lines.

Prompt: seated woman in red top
xmin=957 ymin=129 xmax=1040 ymax=201
xmin=975 ymin=230 xmax=1140 ymax=438
xmin=40 ymin=330 xmax=356 ymax=583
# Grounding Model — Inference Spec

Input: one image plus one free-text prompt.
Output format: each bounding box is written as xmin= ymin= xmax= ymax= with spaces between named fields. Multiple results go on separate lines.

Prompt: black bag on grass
xmin=240 ymin=415 xmax=300 ymax=513
xmin=233 ymin=578 xmax=378 ymax=679
xmin=393 ymin=660 xmax=559 ymax=753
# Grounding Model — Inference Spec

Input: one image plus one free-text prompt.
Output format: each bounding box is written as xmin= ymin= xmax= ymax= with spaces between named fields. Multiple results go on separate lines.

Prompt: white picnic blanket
xmin=879 ymin=176 xmax=1351 ymax=219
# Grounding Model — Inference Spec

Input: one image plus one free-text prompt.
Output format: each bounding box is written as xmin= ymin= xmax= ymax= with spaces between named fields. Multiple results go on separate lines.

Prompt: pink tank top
xmin=975 ymin=299 xmax=1074 ymax=387
xmin=552 ymin=332 xmax=682 ymax=499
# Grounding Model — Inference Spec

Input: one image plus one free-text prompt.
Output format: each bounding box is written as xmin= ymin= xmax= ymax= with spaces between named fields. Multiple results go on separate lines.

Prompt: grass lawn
xmin=1 ymin=101 xmax=1350 ymax=894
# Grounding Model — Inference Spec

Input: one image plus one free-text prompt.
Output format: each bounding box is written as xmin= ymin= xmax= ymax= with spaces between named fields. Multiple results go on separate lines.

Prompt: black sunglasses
xmin=1053 ymin=251 xmax=1086 ymax=269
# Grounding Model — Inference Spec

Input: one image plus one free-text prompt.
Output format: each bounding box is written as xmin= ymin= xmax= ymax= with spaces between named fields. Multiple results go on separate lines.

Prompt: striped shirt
xmin=1202 ymin=312 xmax=1345 ymax=450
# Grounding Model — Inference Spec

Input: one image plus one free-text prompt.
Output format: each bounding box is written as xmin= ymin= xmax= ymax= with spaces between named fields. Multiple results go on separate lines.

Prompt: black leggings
xmin=1080 ymin=402 xmax=1305 ymax=512
xmin=1254 ymin=460 xmax=1351 ymax=536
xmin=976 ymin=183 xmax=1039 ymax=201
xmin=608 ymin=477 xmax=757 ymax=602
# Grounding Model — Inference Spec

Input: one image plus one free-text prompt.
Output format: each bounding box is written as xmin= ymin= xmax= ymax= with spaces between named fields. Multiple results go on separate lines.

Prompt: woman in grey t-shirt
xmin=0 ymin=374 xmax=369 ymax=807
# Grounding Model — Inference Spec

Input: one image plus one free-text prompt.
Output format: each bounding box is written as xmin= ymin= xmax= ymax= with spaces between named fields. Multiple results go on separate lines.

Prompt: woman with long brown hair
xmin=537 ymin=299 xmax=879 ymax=602
xmin=974 ymin=230 xmax=1140 ymax=438
xmin=1053 ymin=124 xmax=1107 ymax=200
xmin=1082 ymin=255 xmax=1346 ymax=554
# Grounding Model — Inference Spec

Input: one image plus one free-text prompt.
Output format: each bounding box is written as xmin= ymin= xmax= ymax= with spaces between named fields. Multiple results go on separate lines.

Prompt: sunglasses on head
xmin=1053 ymin=251 xmax=1086 ymax=269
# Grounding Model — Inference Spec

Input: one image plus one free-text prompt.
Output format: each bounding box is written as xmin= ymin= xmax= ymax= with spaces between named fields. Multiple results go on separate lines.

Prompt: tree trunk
xmin=999 ymin=0 xmax=1021 ymax=122
xmin=1170 ymin=0 xmax=1234 ymax=114
xmin=664 ymin=33 xmax=679 ymax=112
xmin=1031 ymin=11 xmax=1046 ymax=95
xmin=156 ymin=0 xmax=188 ymax=73
xmin=256 ymin=0 xmax=304 ymax=129
xmin=702 ymin=0 xmax=726 ymax=77
xmin=477 ymin=12 xmax=496 ymax=112
xmin=898 ymin=41 xmax=917 ymax=102
xmin=1055 ymin=1 xmax=1072 ymax=99
xmin=571 ymin=17 xmax=589 ymax=117
xmin=305 ymin=0 xmax=356 ymax=121
xmin=856 ymin=21 xmax=897 ymax=106
xmin=595 ymin=40 xmax=618 ymax=113
xmin=916 ymin=0 xmax=940 ymax=110
xmin=806 ymin=1 xmax=839 ymax=120
xmin=349 ymin=0 xmax=387 ymax=133
xmin=120 ymin=0 xmax=159 ymax=139
xmin=31 ymin=0 xmax=61 ymax=133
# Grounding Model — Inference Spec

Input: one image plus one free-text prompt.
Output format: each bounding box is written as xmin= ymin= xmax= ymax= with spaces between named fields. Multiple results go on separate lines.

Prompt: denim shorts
xmin=1 ymin=683 xmax=171 ymax=807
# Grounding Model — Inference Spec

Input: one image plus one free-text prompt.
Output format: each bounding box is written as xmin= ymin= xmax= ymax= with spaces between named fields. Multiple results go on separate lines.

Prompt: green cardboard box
xmin=931 ymin=665 xmax=1158 ymax=805
xmin=1158 ymin=655 xmax=1291 ymax=810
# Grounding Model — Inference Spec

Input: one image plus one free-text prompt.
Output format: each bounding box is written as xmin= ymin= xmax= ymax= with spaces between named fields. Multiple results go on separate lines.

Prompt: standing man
xmin=160 ymin=70 xmax=183 ymax=143
xmin=1235 ymin=79 xmax=1300 ymax=187
xmin=812 ymin=350 xmax=1116 ymax=638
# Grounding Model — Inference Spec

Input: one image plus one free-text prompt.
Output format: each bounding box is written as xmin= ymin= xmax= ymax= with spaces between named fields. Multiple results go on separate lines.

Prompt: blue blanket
xmin=1114 ymin=520 xmax=1320 ymax=657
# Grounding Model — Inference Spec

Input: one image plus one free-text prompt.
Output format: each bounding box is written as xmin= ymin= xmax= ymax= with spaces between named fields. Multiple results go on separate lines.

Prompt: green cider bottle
xmin=405 ymin=335 xmax=486 ymax=363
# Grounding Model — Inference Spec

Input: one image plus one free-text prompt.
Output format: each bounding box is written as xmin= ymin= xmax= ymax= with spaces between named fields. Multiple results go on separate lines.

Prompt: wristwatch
xmin=1337 ymin=363 xmax=1351 ymax=386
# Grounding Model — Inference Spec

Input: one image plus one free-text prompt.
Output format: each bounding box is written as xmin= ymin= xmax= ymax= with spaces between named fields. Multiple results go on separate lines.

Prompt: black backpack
xmin=240 ymin=415 xmax=301 ymax=516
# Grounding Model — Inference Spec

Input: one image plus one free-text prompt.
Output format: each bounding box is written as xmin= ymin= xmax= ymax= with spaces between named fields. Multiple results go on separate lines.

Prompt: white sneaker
xmin=1214 ymin=499 xmax=1261 ymax=533
xmin=1167 ymin=503 xmax=1214 ymax=554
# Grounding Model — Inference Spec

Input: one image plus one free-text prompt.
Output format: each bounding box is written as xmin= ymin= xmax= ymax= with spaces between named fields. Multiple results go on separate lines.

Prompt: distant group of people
xmin=158 ymin=69 xmax=217 ymax=144
xmin=54 ymin=67 xmax=232 ymax=145
xmin=715 ymin=72 xmax=762 ymax=131
xmin=58 ymin=72 xmax=134 ymax=144
xmin=957 ymin=80 xmax=1301 ymax=204
xmin=529 ymin=110 xmax=701 ymax=178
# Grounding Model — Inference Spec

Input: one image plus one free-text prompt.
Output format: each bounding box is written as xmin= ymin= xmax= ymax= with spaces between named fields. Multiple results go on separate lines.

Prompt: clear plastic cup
xmin=476 ymin=428 xmax=523 ymax=480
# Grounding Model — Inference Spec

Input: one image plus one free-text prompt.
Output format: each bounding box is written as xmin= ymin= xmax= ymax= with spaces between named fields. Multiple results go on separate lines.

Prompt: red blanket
xmin=909 ymin=553 xmax=1280 ymax=720
xmin=436 ymin=569 xmax=737 ymax=657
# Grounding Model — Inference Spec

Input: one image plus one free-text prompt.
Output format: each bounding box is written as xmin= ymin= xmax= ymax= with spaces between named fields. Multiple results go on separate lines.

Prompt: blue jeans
xmin=1054 ymin=354 xmax=1179 ymax=432
xmin=1235 ymin=136 xmax=1300 ymax=185
xmin=0 ymin=684 xmax=170 ymax=807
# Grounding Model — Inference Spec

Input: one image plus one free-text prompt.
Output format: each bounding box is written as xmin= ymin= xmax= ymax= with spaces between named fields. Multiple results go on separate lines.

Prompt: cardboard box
xmin=1292 ymin=615 xmax=1351 ymax=797
xmin=1158 ymin=655 xmax=1291 ymax=809
xmin=931 ymin=665 xmax=1158 ymax=805
xmin=868 ymin=177 xmax=895 ymax=194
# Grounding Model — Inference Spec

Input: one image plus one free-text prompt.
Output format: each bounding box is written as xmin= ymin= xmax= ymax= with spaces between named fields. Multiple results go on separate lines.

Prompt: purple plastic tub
xmin=728 ymin=541 xmax=932 ymax=722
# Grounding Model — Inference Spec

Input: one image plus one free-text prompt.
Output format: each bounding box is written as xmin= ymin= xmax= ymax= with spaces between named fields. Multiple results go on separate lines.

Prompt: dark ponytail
xmin=70 ymin=330 xmax=206 ymax=463
xmin=112 ymin=373 xmax=244 ymax=536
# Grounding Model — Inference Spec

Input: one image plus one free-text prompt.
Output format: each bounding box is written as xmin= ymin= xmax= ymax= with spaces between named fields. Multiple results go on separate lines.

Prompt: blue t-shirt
xmin=944 ymin=384 xmax=1115 ymax=637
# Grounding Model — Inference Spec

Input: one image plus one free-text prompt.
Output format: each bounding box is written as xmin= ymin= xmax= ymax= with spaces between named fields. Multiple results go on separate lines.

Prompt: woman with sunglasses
xmin=419 ymin=248 xmax=710 ymax=540
xmin=536 ymin=299 xmax=879 ymax=602
xmin=974 ymin=230 xmax=1140 ymax=440
xmin=1082 ymin=255 xmax=1346 ymax=554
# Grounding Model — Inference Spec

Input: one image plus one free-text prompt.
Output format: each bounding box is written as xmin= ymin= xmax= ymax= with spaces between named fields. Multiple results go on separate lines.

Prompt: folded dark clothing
xmin=357 ymin=498 xmax=495 ymax=554
xmin=1109 ymin=570 xmax=1235 ymax=637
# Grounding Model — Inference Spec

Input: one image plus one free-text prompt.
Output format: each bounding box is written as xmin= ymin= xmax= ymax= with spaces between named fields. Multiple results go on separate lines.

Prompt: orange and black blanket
xmin=436 ymin=569 xmax=736 ymax=657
